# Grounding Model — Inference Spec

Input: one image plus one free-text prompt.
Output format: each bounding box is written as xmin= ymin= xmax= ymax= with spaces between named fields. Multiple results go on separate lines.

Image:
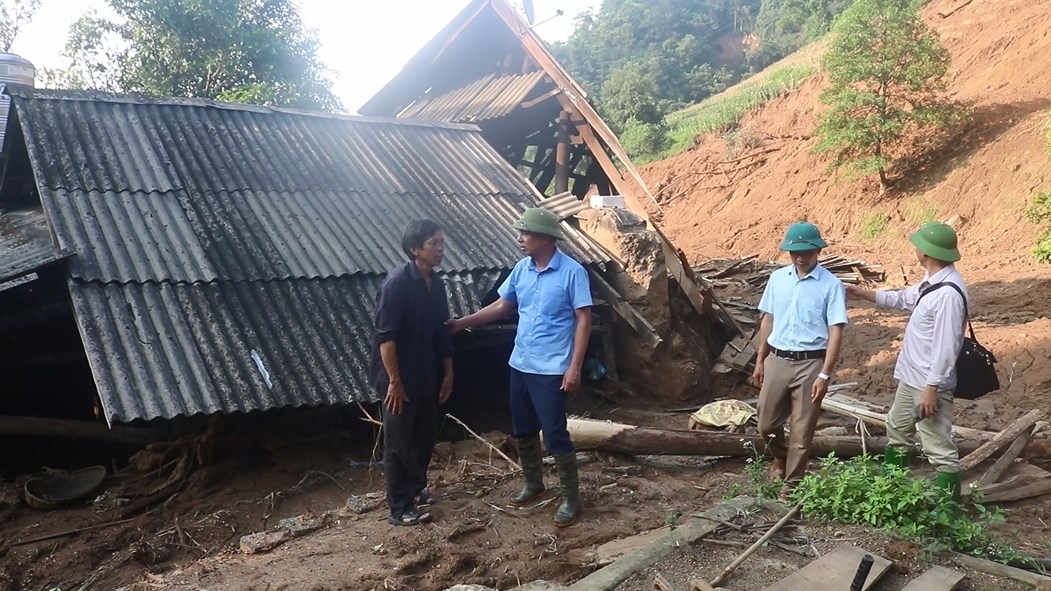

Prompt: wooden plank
xmin=758 ymin=545 xmax=891 ymax=591
xmin=596 ymin=528 xmax=669 ymax=565
xmin=821 ymin=395 xmax=995 ymax=441
xmin=982 ymin=478 xmax=1051 ymax=503
xmin=960 ymin=409 xmax=1045 ymax=472
xmin=653 ymin=573 xmax=676 ymax=591
xmin=588 ymin=268 xmax=663 ymax=348
xmin=901 ymin=566 xmax=966 ymax=591
xmin=951 ymin=552 xmax=1051 ymax=587
xmin=976 ymin=427 xmax=1033 ymax=487
xmin=972 ymin=462 xmax=1051 ymax=496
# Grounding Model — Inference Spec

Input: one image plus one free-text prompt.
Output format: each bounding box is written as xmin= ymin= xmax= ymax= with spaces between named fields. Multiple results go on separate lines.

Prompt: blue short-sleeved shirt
xmin=758 ymin=264 xmax=848 ymax=352
xmin=498 ymin=249 xmax=593 ymax=375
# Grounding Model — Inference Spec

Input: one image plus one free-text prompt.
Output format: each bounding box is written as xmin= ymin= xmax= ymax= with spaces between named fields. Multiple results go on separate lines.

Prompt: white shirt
xmin=875 ymin=265 xmax=968 ymax=390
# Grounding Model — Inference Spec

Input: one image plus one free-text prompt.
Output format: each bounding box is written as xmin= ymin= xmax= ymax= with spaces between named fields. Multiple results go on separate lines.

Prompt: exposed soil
xmin=4 ymin=0 xmax=1051 ymax=590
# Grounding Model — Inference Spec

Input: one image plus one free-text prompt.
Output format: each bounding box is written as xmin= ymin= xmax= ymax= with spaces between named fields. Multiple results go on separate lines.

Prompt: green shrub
xmin=1026 ymin=191 xmax=1051 ymax=263
xmin=860 ymin=212 xmax=891 ymax=241
xmin=620 ymin=118 xmax=670 ymax=163
xmin=791 ymin=455 xmax=1013 ymax=557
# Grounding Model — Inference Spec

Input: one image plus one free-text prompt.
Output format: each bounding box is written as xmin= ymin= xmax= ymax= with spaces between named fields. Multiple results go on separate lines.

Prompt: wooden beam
xmin=951 ymin=552 xmax=1051 ymax=587
xmin=520 ymin=87 xmax=561 ymax=110
xmin=981 ymin=478 xmax=1051 ymax=503
xmin=977 ymin=427 xmax=1034 ymax=487
xmin=960 ymin=409 xmax=1045 ymax=472
xmin=588 ymin=268 xmax=663 ymax=349
xmin=555 ymin=110 xmax=571 ymax=194
xmin=822 ymin=395 xmax=995 ymax=441
xmin=0 ymin=415 xmax=168 ymax=445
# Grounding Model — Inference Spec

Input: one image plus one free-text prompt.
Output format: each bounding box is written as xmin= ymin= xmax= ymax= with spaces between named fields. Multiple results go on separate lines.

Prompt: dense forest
xmin=553 ymin=0 xmax=852 ymax=154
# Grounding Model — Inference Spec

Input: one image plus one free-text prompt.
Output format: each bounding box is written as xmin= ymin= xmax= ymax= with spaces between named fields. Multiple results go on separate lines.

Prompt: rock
xmin=277 ymin=512 xmax=331 ymax=536
xmin=344 ymin=493 xmax=384 ymax=515
xmin=239 ymin=530 xmax=291 ymax=554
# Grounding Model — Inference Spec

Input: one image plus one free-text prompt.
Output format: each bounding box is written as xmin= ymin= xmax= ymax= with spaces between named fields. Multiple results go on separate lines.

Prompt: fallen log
xmin=976 ymin=427 xmax=1033 ymax=488
xmin=960 ymin=409 xmax=1045 ymax=472
xmin=566 ymin=419 xmax=1051 ymax=459
xmin=0 ymin=416 xmax=168 ymax=445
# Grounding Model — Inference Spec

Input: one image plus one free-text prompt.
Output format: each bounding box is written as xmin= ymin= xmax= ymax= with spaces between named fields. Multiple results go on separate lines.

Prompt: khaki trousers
xmin=886 ymin=381 xmax=959 ymax=472
xmin=757 ymin=355 xmax=823 ymax=484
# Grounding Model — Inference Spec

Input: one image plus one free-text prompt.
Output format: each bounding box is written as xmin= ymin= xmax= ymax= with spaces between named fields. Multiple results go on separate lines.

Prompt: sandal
xmin=388 ymin=507 xmax=431 ymax=526
xmin=415 ymin=491 xmax=437 ymax=506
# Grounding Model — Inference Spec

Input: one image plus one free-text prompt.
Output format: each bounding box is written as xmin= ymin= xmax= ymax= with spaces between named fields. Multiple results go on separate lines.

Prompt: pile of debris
xmin=694 ymin=254 xmax=885 ymax=378
xmin=694 ymin=254 xmax=886 ymax=289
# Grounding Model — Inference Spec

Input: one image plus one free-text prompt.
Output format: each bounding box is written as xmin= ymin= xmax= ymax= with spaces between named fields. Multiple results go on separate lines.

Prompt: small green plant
xmin=902 ymin=199 xmax=938 ymax=225
xmin=1026 ymin=191 xmax=1051 ymax=263
xmin=860 ymin=212 xmax=891 ymax=241
xmin=664 ymin=508 xmax=684 ymax=530
xmin=742 ymin=439 xmax=783 ymax=500
xmin=791 ymin=455 xmax=1015 ymax=558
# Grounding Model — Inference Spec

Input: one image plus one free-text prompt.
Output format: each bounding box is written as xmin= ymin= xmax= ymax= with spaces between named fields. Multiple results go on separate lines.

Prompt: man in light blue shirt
xmin=754 ymin=221 xmax=848 ymax=498
xmin=449 ymin=208 xmax=592 ymax=527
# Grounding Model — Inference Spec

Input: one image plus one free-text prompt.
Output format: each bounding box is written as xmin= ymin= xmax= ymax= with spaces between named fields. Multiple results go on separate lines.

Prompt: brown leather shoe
xmin=768 ymin=458 xmax=786 ymax=481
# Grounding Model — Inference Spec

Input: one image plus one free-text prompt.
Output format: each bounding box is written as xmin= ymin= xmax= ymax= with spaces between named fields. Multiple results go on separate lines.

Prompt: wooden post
xmin=555 ymin=110 xmax=571 ymax=194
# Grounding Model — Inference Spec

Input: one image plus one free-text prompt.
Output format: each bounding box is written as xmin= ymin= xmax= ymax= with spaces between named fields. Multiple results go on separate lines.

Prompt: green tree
xmin=814 ymin=0 xmax=963 ymax=188
xmin=53 ymin=0 xmax=339 ymax=111
xmin=0 ymin=0 xmax=40 ymax=52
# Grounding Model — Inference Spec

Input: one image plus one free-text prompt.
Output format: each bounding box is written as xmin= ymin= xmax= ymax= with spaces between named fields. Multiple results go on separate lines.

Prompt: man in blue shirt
xmin=754 ymin=221 xmax=848 ymax=499
xmin=450 ymin=208 xmax=592 ymax=527
xmin=370 ymin=219 xmax=454 ymax=526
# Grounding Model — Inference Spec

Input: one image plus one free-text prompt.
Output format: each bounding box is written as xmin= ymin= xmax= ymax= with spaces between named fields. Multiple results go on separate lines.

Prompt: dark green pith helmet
xmin=910 ymin=221 xmax=960 ymax=262
xmin=779 ymin=221 xmax=827 ymax=252
xmin=512 ymin=207 xmax=564 ymax=240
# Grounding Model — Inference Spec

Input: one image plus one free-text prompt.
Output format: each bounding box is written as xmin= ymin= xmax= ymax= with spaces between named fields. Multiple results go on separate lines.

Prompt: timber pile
xmin=693 ymin=254 xmax=886 ymax=288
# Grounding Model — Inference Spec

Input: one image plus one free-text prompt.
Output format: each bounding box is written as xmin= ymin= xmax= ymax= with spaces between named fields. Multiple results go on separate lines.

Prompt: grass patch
xmin=860 ymin=212 xmax=891 ymax=241
xmin=650 ymin=65 xmax=815 ymax=161
xmin=901 ymin=198 xmax=938 ymax=225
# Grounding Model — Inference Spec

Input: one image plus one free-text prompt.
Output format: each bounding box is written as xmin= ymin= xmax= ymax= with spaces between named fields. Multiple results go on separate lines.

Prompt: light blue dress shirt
xmin=498 ymin=249 xmax=593 ymax=375
xmin=758 ymin=264 xmax=848 ymax=352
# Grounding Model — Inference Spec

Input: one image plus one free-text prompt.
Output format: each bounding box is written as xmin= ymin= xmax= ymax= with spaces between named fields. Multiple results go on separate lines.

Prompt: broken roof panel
xmin=71 ymin=271 xmax=501 ymax=424
xmin=398 ymin=71 xmax=547 ymax=123
xmin=0 ymin=207 xmax=69 ymax=282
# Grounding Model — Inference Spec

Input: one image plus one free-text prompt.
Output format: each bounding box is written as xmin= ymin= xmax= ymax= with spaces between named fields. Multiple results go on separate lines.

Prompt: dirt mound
xmin=644 ymin=0 xmax=1051 ymax=278
xmin=642 ymin=0 xmax=1051 ymax=420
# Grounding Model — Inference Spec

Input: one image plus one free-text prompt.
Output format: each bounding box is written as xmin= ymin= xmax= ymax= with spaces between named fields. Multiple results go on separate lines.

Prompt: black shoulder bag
xmin=919 ymin=282 xmax=999 ymax=400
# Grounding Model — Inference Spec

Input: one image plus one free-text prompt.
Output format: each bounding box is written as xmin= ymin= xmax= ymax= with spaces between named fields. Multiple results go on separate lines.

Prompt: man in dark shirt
xmin=370 ymin=219 xmax=454 ymax=526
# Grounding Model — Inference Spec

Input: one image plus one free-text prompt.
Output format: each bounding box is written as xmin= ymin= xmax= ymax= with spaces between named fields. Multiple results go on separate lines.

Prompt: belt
xmin=770 ymin=346 xmax=826 ymax=361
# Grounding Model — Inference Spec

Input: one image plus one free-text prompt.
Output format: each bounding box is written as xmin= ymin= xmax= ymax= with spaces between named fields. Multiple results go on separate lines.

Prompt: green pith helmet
xmin=910 ymin=221 xmax=960 ymax=262
xmin=779 ymin=221 xmax=827 ymax=252
xmin=512 ymin=207 xmax=564 ymax=240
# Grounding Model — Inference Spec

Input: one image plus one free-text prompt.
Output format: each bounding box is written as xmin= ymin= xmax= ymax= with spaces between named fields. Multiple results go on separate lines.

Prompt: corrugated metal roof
xmin=8 ymin=89 xmax=613 ymax=423
xmin=0 ymin=207 xmax=69 ymax=282
xmin=398 ymin=71 xmax=547 ymax=123
xmin=539 ymin=191 xmax=589 ymax=221
xmin=71 ymin=271 xmax=502 ymax=423
xmin=13 ymin=90 xmax=609 ymax=283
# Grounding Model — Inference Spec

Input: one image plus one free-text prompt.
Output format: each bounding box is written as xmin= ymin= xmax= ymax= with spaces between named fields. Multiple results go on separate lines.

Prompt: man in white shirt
xmin=846 ymin=221 xmax=967 ymax=499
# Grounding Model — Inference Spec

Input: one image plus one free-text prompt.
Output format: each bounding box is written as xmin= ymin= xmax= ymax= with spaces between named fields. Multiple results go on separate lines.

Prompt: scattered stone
xmin=239 ymin=530 xmax=291 ymax=554
xmin=345 ymin=493 xmax=384 ymax=515
xmin=277 ymin=513 xmax=330 ymax=537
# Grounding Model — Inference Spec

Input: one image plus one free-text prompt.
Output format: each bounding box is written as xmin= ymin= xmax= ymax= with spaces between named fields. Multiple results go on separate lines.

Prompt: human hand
xmin=845 ymin=285 xmax=863 ymax=301
xmin=384 ymin=382 xmax=408 ymax=415
xmin=811 ymin=374 xmax=829 ymax=403
xmin=919 ymin=386 xmax=939 ymax=420
xmin=752 ymin=361 xmax=765 ymax=388
xmin=439 ymin=374 xmax=453 ymax=404
xmin=446 ymin=317 xmax=467 ymax=334
xmin=561 ymin=367 xmax=582 ymax=393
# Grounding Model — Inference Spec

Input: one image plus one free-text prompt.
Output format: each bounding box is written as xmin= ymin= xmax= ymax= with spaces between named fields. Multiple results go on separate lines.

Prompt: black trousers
xmin=382 ymin=395 xmax=438 ymax=517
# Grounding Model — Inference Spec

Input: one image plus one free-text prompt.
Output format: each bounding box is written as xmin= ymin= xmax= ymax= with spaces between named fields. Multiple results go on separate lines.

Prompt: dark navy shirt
xmin=369 ymin=261 xmax=454 ymax=400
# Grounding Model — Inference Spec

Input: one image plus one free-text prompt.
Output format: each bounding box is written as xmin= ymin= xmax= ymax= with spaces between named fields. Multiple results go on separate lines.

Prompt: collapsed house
xmin=0 ymin=87 xmax=618 ymax=432
xmin=0 ymin=1 xmax=734 ymax=448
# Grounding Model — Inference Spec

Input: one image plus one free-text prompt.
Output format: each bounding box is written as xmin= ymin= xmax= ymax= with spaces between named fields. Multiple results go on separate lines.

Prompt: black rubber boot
xmin=510 ymin=436 xmax=546 ymax=507
xmin=553 ymin=452 xmax=580 ymax=528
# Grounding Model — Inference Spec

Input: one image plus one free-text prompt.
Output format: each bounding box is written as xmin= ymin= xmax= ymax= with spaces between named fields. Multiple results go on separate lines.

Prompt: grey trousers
xmin=757 ymin=355 xmax=823 ymax=484
xmin=886 ymin=381 xmax=959 ymax=472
